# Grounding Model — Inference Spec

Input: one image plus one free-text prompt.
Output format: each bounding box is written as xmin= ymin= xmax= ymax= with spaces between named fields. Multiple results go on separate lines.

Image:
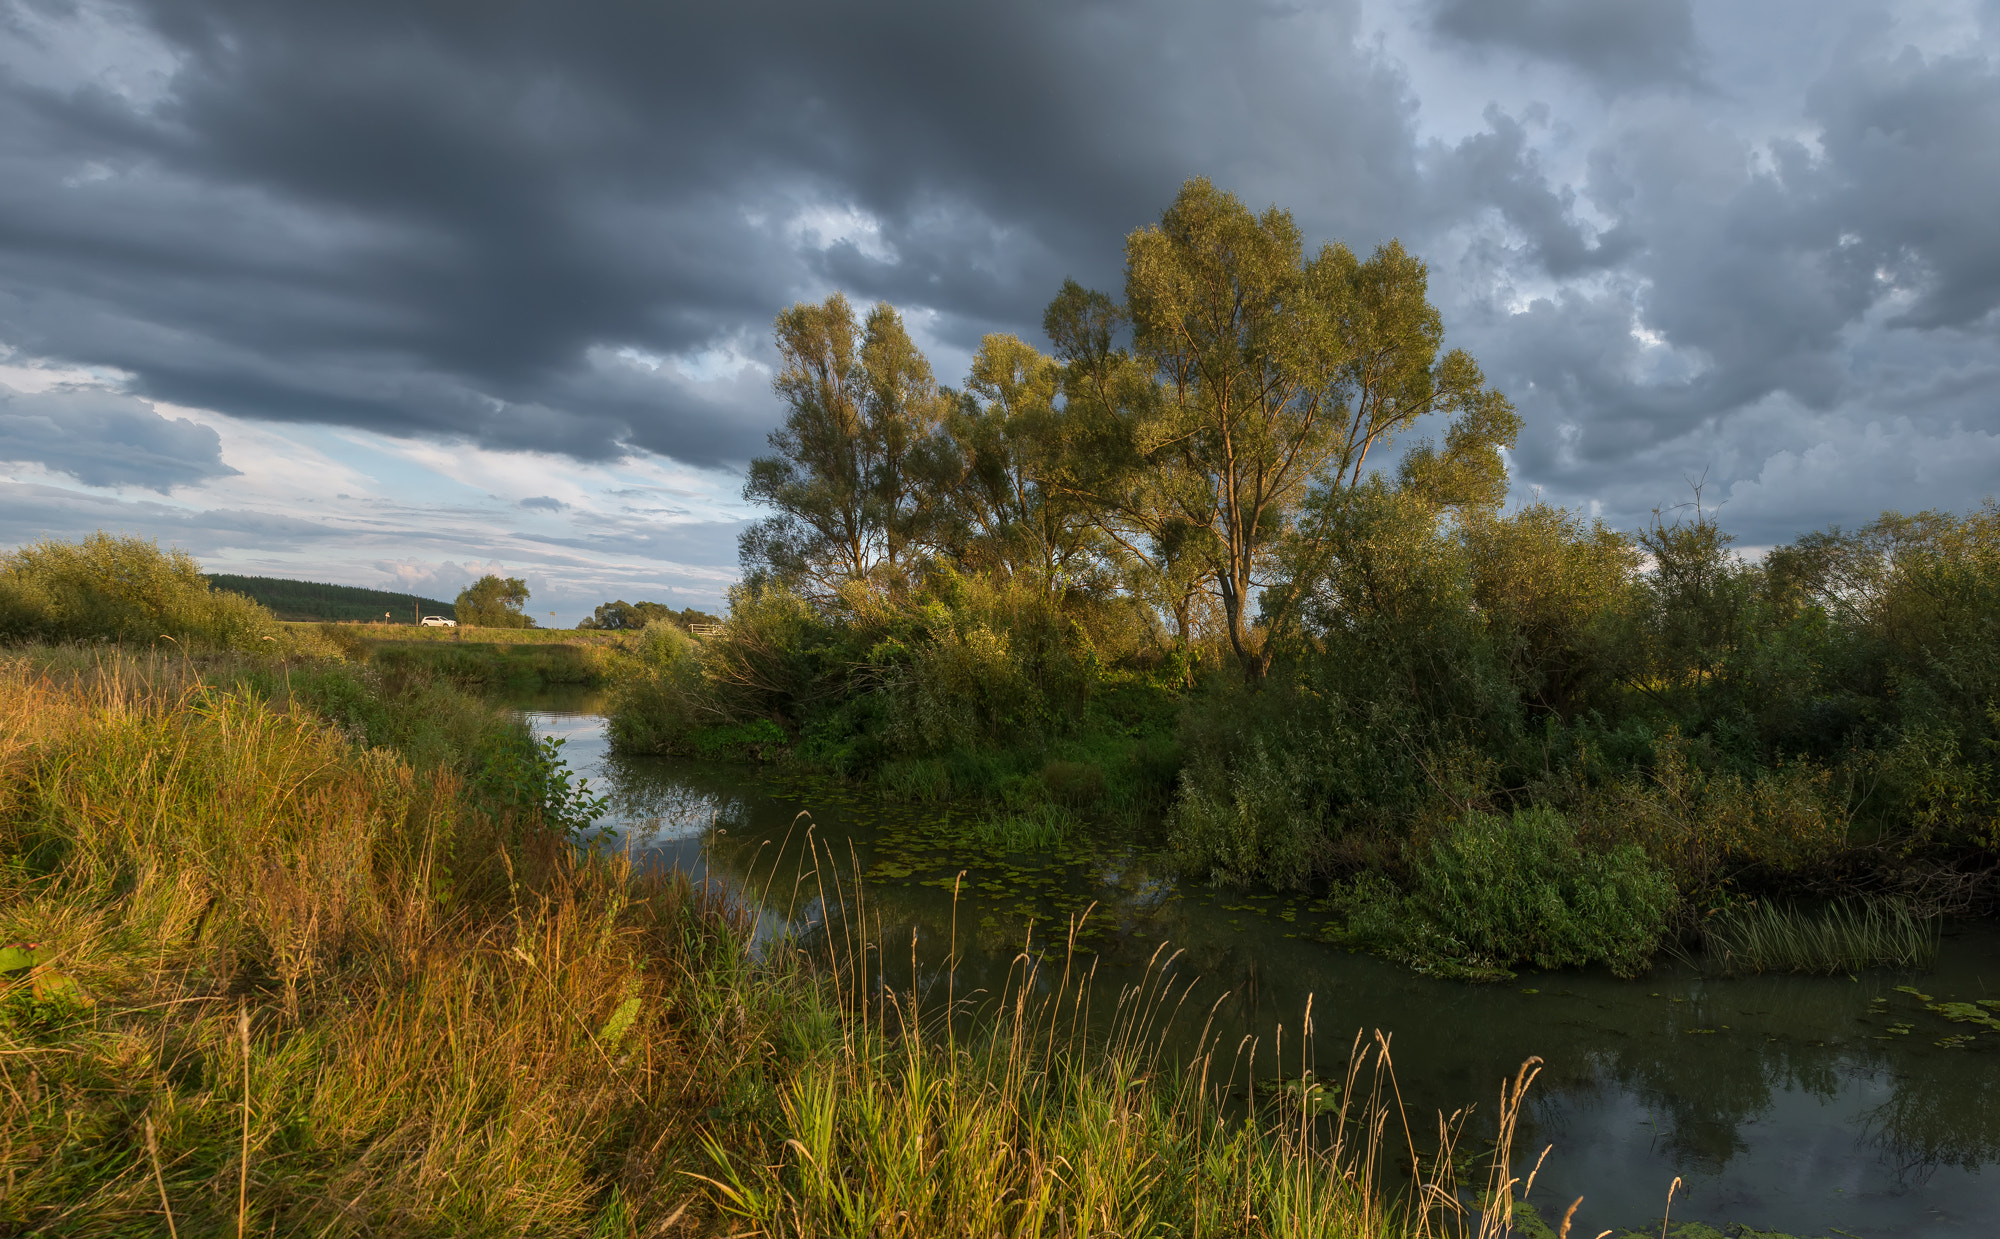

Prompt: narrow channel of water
xmin=524 ymin=693 xmax=2000 ymax=1237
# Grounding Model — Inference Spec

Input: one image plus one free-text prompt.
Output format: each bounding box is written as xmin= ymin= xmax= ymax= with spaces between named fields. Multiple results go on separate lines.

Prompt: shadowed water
xmin=524 ymin=693 xmax=2000 ymax=1238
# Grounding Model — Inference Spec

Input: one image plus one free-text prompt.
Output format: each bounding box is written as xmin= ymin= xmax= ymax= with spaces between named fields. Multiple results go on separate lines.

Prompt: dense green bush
xmin=1343 ymin=808 xmax=1678 ymax=979
xmin=605 ymin=620 xmax=719 ymax=755
xmin=0 ymin=532 xmax=311 ymax=653
xmin=1168 ymin=736 xmax=1332 ymax=889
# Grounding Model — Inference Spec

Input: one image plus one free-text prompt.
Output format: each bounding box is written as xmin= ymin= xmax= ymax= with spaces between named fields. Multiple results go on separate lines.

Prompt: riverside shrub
xmin=0 ymin=532 xmax=301 ymax=652
xmin=606 ymin=619 xmax=716 ymax=754
xmin=1346 ymin=807 xmax=1679 ymax=979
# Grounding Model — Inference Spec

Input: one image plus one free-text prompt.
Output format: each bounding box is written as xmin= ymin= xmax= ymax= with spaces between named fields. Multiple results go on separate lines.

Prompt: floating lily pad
xmin=1928 ymin=1002 xmax=2000 ymax=1031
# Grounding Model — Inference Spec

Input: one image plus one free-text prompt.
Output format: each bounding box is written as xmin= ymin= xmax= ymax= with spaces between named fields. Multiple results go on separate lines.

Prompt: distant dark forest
xmin=206 ymin=574 xmax=456 ymax=623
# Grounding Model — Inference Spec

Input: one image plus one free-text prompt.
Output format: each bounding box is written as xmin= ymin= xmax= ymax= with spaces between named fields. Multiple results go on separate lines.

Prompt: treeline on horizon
xmin=205 ymin=573 xmax=457 ymax=624
xmin=612 ymin=177 xmax=2000 ymax=978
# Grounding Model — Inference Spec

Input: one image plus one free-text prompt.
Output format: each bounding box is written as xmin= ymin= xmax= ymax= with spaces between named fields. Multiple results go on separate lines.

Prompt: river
xmin=522 ymin=689 xmax=2000 ymax=1238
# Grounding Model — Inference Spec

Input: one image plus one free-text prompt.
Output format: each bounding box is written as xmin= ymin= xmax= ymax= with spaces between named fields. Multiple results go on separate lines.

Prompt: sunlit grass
xmin=705 ymin=838 xmax=1550 ymax=1239
xmin=0 ymin=648 xmax=1553 ymax=1236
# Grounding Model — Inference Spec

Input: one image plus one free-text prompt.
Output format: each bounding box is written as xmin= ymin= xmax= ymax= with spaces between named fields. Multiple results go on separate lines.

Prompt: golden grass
xmin=0 ymin=650 xmax=1558 ymax=1237
xmin=0 ymin=653 xmax=729 ymax=1234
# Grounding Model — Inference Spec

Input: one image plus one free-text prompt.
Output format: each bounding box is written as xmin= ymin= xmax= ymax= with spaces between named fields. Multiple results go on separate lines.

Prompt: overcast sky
xmin=2 ymin=0 xmax=1997 ymax=621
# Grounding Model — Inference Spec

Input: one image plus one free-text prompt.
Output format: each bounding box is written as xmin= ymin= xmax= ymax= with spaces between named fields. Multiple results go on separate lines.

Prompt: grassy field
xmin=0 ymin=645 xmax=1570 ymax=1237
xmin=292 ymin=620 xmax=628 ymax=646
xmin=304 ymin=623 xmax=632 ymax=689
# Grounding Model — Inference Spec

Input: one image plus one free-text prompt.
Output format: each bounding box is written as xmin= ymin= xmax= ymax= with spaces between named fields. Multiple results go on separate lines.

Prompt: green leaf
xmin=599 ymin=994 xmax=644 ymax=1049
xmin=1928 ymin=1002 xmax=2000 ymax=1031
xmin=0 ymin=944 xmax=44 ymax=974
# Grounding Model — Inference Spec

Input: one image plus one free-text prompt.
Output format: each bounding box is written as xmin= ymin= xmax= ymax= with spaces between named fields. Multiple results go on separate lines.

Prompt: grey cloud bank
xmin=0 ymin=0 xmax=1994 ymax=573
xmin=0 ymin=382 xmax=236 ymax=489
xmin=1426 ymin=0 xmax=1707 ymax=91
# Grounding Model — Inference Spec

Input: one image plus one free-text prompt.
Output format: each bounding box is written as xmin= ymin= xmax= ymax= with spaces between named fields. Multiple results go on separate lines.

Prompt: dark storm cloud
xmin=1423 ymin=106 xmax=1639 ymax=278
xmin=0 ymin=382 xmax=236 ymax=489
xmin=1425 ymin=0 xmax=1705 ymax=91
xmin=1813 ymin=46 xmax=2000 ymax=330
xmin=0 ymin=0 xmax=1422 ymax=470
xmin=3 ymin=0 xmax=1998 ymax=559
xmin=1412 ymin=29 xmax=2000 ymax=544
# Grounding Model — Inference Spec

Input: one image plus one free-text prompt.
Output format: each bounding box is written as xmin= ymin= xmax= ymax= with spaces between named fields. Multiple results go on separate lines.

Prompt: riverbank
xmin=1 ymin=645 xmax=1562 ymax=1237
xmin=538 ymin=691 xmax=2000 ymax=1237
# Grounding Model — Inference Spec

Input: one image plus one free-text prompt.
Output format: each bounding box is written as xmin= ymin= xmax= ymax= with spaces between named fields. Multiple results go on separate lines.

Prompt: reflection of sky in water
xmin=521 ymin=705 xmax=2000 ymax=1237
xmin=529 ymin=710 xmax=739 ymax=841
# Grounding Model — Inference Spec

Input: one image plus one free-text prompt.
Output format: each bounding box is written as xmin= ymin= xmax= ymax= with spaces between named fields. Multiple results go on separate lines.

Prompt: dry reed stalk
xmin=143 ymin=1116 xmax=179 ymax=1239
xmin=237 ymin=1002 xmax=251 ymax=1239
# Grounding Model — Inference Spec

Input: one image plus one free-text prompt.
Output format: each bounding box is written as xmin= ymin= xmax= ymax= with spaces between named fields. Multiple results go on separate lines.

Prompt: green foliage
xmin=576 ymin=599 xmax=718 ymax=631
xmin=740 ymin=293 xmax=952 ymax=595
xmin=1553 ymin=727 xmax=1857 ymax=896
xmin=1169 ymin=735 xmax=1335 ymax=889
xmin=1072 ymin=179 xmax=1518 ymax=680
xmin=605 ymin=618 xmax=742 ymax=757
xmin=363 ymin=638 xmax=615 ymax=689
xmin=471 ymin=732 xmax=612 ymax=840
xmin=1460 ymin=503 xmax=1641 ymax=714
xmin=689 ymin=719 xmax=789 ymax=762
xmin=975 ymin=802 xmax=1081 ymax=851
xmin=1343 ymin=808 xmax=1679 ymax=979
xmin=454 ymin=573 xmax=534 ymax=628
xmin=0 ymin=532 xmax=302 ymax=653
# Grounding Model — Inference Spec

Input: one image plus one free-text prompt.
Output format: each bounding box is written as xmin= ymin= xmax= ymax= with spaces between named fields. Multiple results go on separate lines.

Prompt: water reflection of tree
xmin=1564 ymin=975 xmax=1999 ymax=1186
xmin=596 ymin=752 xmax=749 ymax=838
xmin=1857 ymin=1051 xmax=2000 ymax=1186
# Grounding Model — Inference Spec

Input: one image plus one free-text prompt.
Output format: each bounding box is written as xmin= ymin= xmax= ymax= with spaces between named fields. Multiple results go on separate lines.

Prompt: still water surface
xmin=522 ymin=691 xmax=1999 ymax=1238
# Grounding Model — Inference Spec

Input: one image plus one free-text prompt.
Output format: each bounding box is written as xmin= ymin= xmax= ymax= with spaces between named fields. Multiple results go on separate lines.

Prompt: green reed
xmin=1700 ymin=897 xmax=1940 ymax=975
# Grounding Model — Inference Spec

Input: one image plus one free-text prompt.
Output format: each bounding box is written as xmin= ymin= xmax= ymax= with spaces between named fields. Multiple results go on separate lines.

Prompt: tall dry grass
xmin=0 ymin=653 xmax=745 ymax=1234
xmin=0 ymin=650 xmax=1564 ymax=1237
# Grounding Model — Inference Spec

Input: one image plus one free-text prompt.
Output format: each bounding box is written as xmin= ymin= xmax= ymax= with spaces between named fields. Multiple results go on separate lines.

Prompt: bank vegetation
xmin=609 ymin=178 xmax=2000 ymax=980
xmin=0 ymin=535 xmax=1567 ymax=1236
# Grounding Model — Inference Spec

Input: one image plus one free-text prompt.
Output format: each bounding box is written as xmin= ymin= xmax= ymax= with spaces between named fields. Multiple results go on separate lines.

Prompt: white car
xmin=420 ymin=616 xmax=457 ymax=628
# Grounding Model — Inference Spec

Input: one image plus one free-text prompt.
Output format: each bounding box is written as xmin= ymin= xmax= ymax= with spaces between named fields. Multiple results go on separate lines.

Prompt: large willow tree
xmin=741 ymin=181 xmax=1517 ymax=680
xmin=740 ymin=294 xmax=949 ymax=597
xmin=1055 ymin=178 xmax=1518 ymax=680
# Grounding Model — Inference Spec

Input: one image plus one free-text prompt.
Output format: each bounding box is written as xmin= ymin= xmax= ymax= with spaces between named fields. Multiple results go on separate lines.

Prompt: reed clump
xmin=1698 ymin=897 xmax=1940 ymax=976
xmin=0 ymin=648 xmax=1558 ymax=1236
